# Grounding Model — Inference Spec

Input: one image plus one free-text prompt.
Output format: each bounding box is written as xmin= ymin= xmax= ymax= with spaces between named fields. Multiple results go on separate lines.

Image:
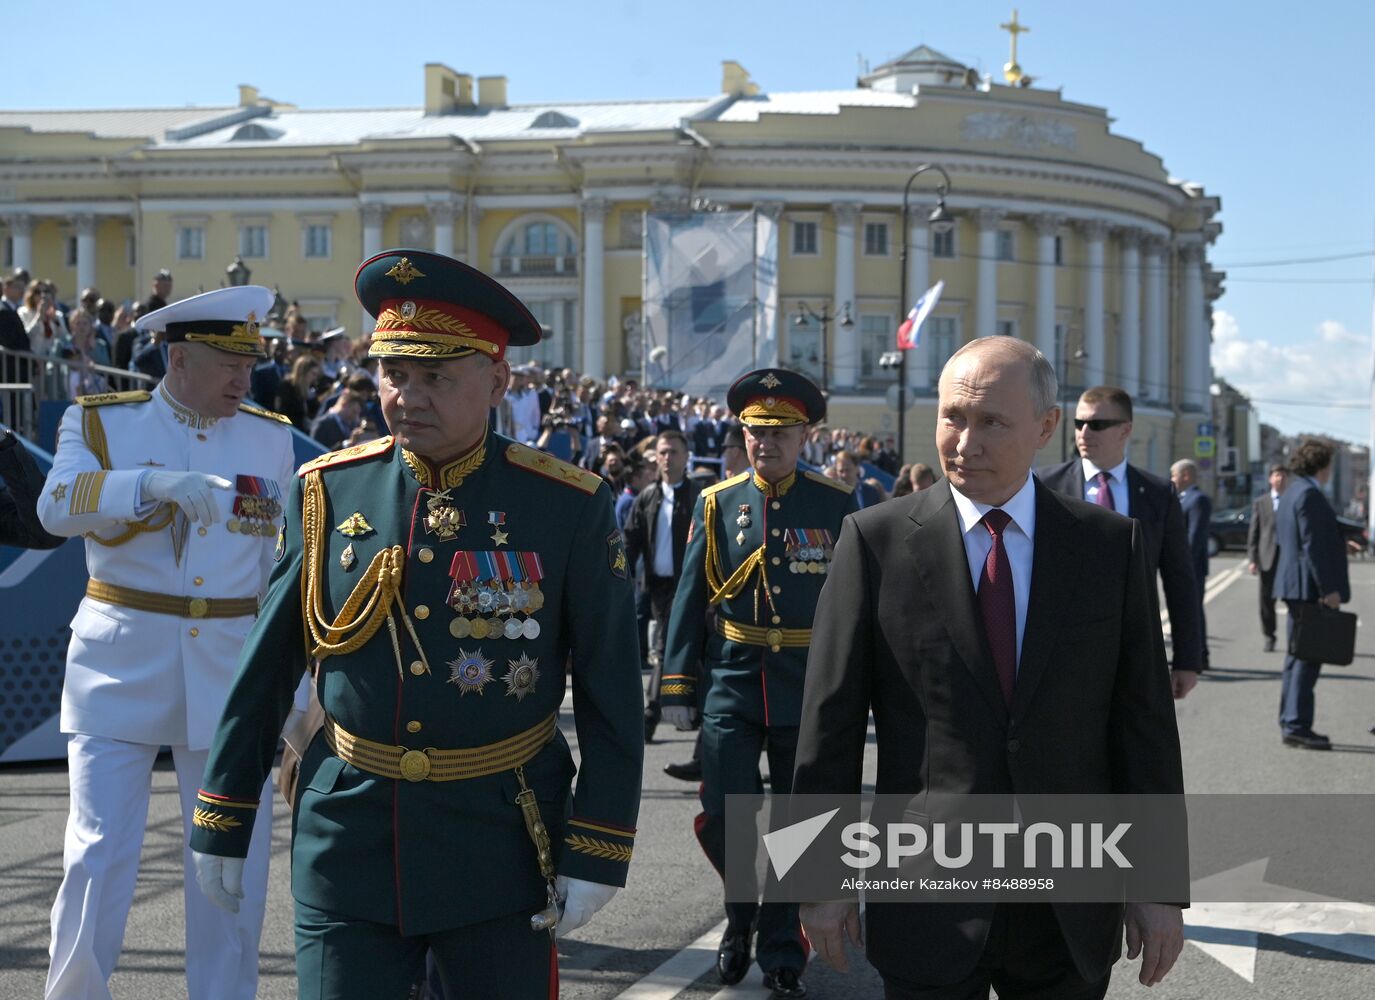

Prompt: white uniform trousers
xmin=45 ymin=734 xmax=273 ymax=1000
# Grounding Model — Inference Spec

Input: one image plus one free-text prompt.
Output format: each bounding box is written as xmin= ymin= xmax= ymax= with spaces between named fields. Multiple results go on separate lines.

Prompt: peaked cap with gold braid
xmin=135 ymin=285 xmax=275 ymax=358
xmin=726 ymin=367 xmax=826 ymax=427
xmin=356 ymin=248 xmax=542 ymax=362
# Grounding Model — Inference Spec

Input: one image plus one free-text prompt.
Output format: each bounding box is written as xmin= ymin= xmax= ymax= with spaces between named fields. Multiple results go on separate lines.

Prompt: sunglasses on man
xmin=1073 ymin=418 xmax=1128 ymax=432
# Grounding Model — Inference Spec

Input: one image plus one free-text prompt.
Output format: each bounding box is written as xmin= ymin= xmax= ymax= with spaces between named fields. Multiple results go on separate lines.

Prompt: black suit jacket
xmin=1037 ymin=459 xmax=1204 ymax=671
xmin=793 ymin=478 xmax=1184 ymax=985
xmin=1273 ymin=477 xmax=1350 ymax=604
xmin=624 ymin=477 xmax=701 ymax=580
xmin=1247 ymin=492 xmax=1280 ymax=572
xmin=0 ymin=430 xmax=65 ymax=550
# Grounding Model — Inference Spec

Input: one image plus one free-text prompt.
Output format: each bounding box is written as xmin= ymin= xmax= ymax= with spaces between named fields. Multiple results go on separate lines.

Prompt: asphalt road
xmin=2 ymin=551 xmax=1373 ymax=999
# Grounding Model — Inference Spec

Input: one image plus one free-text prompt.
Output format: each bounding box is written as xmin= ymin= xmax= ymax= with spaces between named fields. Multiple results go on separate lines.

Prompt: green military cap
xmin=355 ymin=248 xmax=542 ymax=362
xmin=726 ymin=368 xmax=826 ymax=427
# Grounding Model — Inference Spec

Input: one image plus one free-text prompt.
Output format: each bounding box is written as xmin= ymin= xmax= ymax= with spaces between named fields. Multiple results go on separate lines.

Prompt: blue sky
xmin=8 ymin=1 xmax=1373 ymax=442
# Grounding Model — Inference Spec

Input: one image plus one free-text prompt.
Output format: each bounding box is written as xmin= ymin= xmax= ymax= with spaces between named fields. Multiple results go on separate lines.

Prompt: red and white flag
xmin=895 ymin=280 xmax=944 ymax=350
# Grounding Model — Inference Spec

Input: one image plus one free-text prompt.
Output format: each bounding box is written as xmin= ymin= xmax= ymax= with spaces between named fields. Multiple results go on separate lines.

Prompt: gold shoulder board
xmin=702 ymin=471 xmax=751 ymax=497
xmin=504 ymin=443 xmax=602 ymax=495
xmin=238 ymin=402 xmax=293 ymax=425
xmin=804 ymin=469 xmax=856 ymax=494
xmin=76 ymin=390 xmax=152 ymax=408
xmin=296 ymin=436 xmax=395 ymax=477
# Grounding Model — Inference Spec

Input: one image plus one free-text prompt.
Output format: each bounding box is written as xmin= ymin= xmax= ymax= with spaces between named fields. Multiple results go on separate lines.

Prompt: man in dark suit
xmin=0 ymin=268 xmax=31 ymax=385
xmin=1037 ymin=387 xmax=1204 ymax=696
xmin=1273 ymin=438 xmax=1350 ymax=749
xmin=796 ymin=338 xmax=1186 ymax=998
xmin=624 ymin=428 xmax=701 ymax=743
xmin=1171 ymin=460 xmax=1213 ymax=669
xmin=0 ymin=423 xmax=65 ymax=550
xmin=1247 ymin=464 xmax=1289 ymax=652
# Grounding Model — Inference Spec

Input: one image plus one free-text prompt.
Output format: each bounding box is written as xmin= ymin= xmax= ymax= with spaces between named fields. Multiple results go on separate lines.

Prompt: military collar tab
xmin=157 ymin=382 xmax=218 ymax=430
xmin=752 ymin=469 xmax=797 ymax=498
xmin=402 ymin=430 xmax=488 ymax=490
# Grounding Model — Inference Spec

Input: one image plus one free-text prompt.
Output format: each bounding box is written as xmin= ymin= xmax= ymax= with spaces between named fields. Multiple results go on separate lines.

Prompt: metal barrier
xmin=0 ymin=347 xmax=154 ymax=439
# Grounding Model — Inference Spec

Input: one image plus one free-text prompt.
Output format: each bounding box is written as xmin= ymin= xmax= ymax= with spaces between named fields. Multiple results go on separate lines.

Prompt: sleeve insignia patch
xmin=607 ymin=529 xmax=629 ymax=579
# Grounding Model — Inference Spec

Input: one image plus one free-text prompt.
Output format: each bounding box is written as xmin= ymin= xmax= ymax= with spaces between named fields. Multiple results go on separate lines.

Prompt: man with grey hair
xmin=1171 ymin=458 xmax=1213 ymax=669
xmin=797 ymin=336 xmax=1187 ymax=997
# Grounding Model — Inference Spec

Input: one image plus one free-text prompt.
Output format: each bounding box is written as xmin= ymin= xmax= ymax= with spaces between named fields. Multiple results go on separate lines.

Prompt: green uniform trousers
xmin=294 ymin=901 xmax=556 ymax=1000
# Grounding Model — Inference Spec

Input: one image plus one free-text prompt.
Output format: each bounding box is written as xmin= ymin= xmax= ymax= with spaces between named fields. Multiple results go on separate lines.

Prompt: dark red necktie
xmin=978 ymin=509 xmax=1017 ymax=706
xmin=1093 ymin=471 xmax=1116 ymax=511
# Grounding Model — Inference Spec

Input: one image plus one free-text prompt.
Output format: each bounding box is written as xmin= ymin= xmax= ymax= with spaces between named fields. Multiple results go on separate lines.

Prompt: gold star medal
xmin=488 ymin=511 xmax=509 ymax=546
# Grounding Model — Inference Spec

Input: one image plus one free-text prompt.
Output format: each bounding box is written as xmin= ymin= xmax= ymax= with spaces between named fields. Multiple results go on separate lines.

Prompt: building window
xmin=995 ymin=319 xmax=1017 ymax=338
xmin=788 ymin=312 xmax=823 ymax=382
xmin=177 ymin=226 xmax=205 ymax=261
xmin=791 ymin=220 xmax=819 ymax=256
xmin=239 ymin=225 xmax=268 ymax=259
xmin=932 ymin=227 xmax=955 ymax=259
xmin=619 ymin=210 xmax=643 ymax=249
xmin=65 ymin=236 xmax=78 ymax=268
xmin=927 ymin=317 xmax=958 ymax=386
xmin=524 ymin=222 xmax=564 ymax=256
xmin=304 ymin=224 xmax=332 ymax=259
xmin=859 ymin=314 xmax=893 ymax=379
xmin=1054 ymin=234 xmax=1065 ymax=266
xmin=863 ymin=222 xmax=889 ymax=256
xmin=996 ymin=229 xmax=1016 ymax=262
xmin=496 ymin=219 xmax=577 ymax=276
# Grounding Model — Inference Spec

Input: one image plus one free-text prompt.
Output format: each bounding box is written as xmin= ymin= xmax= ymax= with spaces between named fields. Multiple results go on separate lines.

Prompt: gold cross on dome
xmin=999 ymin=9 xmax=1031 ymax=84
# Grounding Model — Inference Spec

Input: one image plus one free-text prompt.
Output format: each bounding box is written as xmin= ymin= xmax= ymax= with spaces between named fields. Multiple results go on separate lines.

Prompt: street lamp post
xmin=226 ymin=256 xmax=251 ymax=287
xmin=793 ymin=300 xmax=853 ymax=393
xmin=897 ymin=164 xmax=955 ymax=460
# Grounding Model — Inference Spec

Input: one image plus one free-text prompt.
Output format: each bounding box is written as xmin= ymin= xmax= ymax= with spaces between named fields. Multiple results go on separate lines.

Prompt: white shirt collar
xmin=1080 ymin=455 xmax=1128 ymax=485
xmin=949 ymin=473 xmax=1038 ymax=540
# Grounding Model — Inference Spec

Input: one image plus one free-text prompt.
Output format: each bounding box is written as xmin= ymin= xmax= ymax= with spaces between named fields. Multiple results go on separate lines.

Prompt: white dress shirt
xmin=949 ymin=473 xmax=1037 ymax=668
xmin=652 ymin=478 xmax=683 ymax=578
xmin=1080 ymin=456 xmax=1130 ymax=515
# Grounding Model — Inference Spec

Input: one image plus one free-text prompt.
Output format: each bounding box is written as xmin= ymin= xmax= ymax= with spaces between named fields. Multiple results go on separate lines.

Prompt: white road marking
xmin=612 ymin=918 xmax=728 ymax=1000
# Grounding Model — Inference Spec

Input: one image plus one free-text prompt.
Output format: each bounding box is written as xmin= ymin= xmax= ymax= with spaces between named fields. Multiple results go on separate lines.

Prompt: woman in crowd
xmin=57 ymin=308 xmax=112 ymax=398
xmin=275 ymin=355 xmax=323 ymax=431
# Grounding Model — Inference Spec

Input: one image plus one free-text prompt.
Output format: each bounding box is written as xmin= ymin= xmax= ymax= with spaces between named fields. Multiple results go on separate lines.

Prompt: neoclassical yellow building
xmin=0 ymin=45 xmax=1222 ymax=470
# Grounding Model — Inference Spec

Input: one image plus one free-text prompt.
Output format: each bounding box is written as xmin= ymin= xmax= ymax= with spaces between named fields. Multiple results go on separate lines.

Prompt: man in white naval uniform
xmin=36 ymin=285 xmax=296 ymax=1000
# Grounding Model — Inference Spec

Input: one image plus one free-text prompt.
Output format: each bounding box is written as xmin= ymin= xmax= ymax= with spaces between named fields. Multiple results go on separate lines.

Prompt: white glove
xmin=142 ymin=471 xmax=232 ymax=524
xmin=193 ymin=851 xmax=245 ymax=914
xmin=663 ymin=705 xmax=696 ymax=731
xmin=554 ymin=875 xmax=618 ymax=937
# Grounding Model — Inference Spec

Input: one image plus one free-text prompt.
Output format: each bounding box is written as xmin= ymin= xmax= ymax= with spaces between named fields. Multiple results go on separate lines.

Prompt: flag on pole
xmin=896 ymin=280 xmax=945 ymax=350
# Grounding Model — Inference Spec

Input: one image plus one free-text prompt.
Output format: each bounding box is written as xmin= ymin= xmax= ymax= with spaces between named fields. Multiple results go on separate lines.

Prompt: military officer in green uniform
xmin=189 ymin=249 xmax=644 ymax=999
xmin=660 ymin=369 xmax=857 ymax=999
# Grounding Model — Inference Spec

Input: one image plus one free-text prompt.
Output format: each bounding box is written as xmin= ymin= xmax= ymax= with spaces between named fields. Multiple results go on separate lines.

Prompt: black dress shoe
xmin=716 ymin=929 xmax=752 ymax=986
xmin=1282 ymin=731 xmax=1331 ymax=750
xmin=664 ymin=759 xmax=702 ymax=781
xmin=1264 ymin=636 xmax=1277 ymax=652
xmin=763 ymin=967 xmax=807 ymax=998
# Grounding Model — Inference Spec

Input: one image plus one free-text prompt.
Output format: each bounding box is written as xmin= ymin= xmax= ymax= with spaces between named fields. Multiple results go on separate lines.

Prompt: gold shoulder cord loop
xmin=81 ymin=407 xmax=176 ymax=547
xmin=703 ymin=490 xmax=770 ymax=608
xmin=300 ymin=471 xmax=432 ymax=679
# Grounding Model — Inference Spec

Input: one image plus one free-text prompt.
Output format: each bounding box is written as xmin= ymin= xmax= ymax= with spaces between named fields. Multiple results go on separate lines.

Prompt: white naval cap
xmin=135 ymin=285 xmax=276 ymax=357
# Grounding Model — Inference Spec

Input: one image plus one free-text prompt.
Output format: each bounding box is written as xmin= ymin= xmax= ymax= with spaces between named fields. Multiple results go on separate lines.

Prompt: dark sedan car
xmin=1208 ymin=503 xmax=1369 ymax=557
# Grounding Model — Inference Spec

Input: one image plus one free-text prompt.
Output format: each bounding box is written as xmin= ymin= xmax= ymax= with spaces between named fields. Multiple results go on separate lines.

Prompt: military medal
xmin=340 ymin=543 xmax=356 ymax=570
xmin=337 ymin=511 xmax=374 ymax=538
xmin=488 ymin=511 xmax=509 ymax=547
xmin=424 ymin=489 xmax=465 ymax=541
xmin=736 ymin=530 xmax=746 ymax=546
xmin=446 ymin=649 xmax=494 ymax=695
xmin=232 ymin=475 xmax=282 ymax=538
xmin=448 ymin=550 xmax=545 ymax=640
xmin=784 ymin=528 xmax=834 ymax=575
xmin=502 ymin=653 xmax=540 ymax=701
xmin=470 ymin=618 xmax=490 ymax=639
xmin=736 ymin=504 xmax=752 ymax=529
xmin=450 ymin=617 xmax=472 ymax=639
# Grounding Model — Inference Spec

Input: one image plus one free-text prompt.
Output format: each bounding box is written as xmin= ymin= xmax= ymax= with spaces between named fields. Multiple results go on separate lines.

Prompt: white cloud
xmin=1211 ymin=310 xmax=1371 ymax=441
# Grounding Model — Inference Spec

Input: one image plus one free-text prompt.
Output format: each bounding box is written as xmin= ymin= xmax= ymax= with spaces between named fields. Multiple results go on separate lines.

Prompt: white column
xmin=428 ymin=199 xmax=459 ymax=258
xmin=830 ymin=201 xmax=861 ymax=389
xmin=1179 ymin=240 xmax=1208 ymax=411
xmin=73 ymin=214 xmax=97 ymax=295
xmin=7 ymin=213 xmax=33 ymax=273
xmin=905 ymin=208 xmax=932 ymax=390
xmin=974 ymin=209 xmax=1004 ymax=339
xmin=1031 ymin=213 xmax=1061 ymax=361
xmin=360 ymin=203 xmax=387 ymax=333
xmin=1142 ymin=236 xmax=1166 ymax=403
xmin=581 ymin=197 xmax=609 ymax=380
xmin=1118 ymin=227 xmax=1142 ymax=397
xmin=1079 ymin=219 xmax=1108 ymax=384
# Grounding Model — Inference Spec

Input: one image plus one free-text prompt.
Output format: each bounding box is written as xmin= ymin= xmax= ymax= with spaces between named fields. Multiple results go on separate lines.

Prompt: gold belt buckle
xmin=399 ymin=749 xmax=431 ymax=782
xmin=187 ymin=597 xmax=209 ymax=618
xmin=765 ymin=628 xmax=783 ymax=652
